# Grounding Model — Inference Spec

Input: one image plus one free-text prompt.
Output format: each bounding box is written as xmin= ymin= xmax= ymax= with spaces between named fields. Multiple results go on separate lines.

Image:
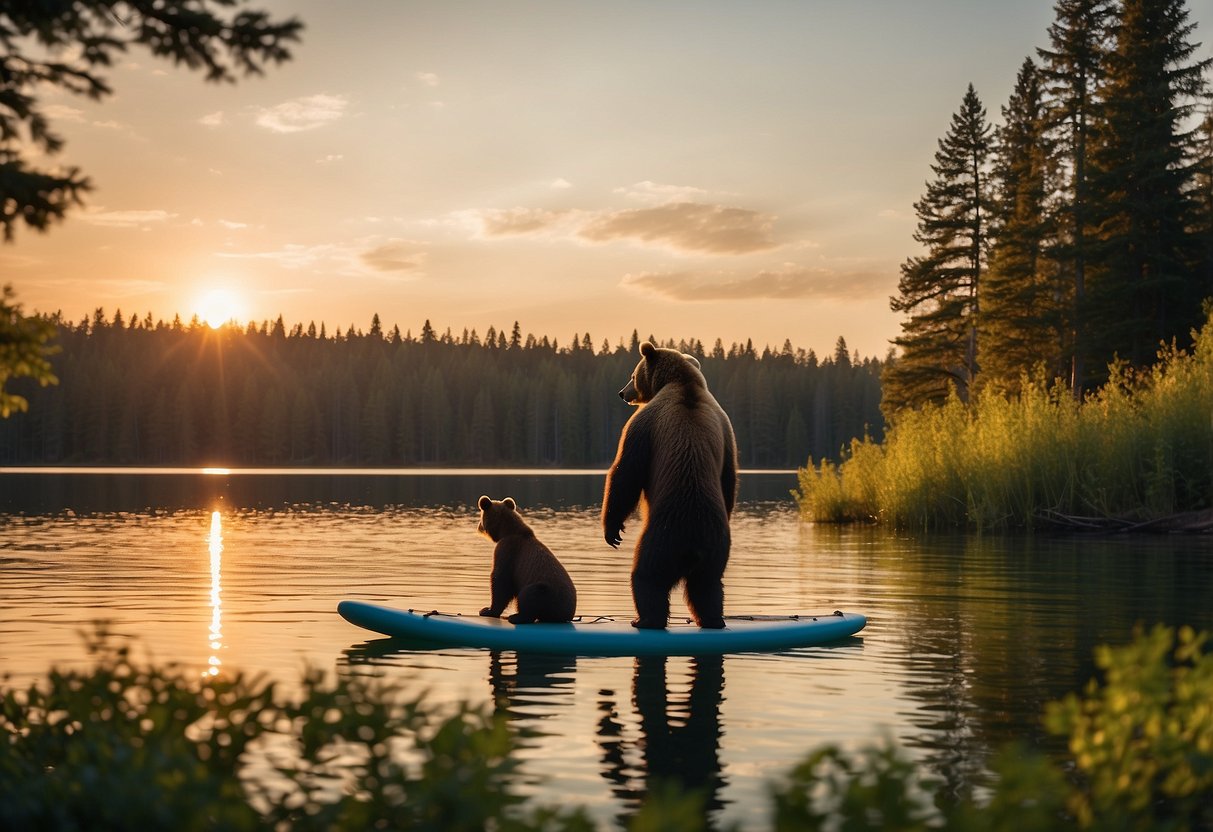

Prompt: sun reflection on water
xmin=206 ymin=509 xmax=223 ymax=677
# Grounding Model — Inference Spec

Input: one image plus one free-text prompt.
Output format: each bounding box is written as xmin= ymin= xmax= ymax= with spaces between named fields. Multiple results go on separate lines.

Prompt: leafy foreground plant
xmin=2 ymin=626 xmax=1211 ymax=831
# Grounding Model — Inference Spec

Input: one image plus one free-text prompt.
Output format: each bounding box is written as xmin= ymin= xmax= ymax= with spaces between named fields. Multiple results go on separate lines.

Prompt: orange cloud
xmin=360 ymin=240 xmax=426 ymax=273
xmin=579 ymin=202 xmax=776 ymax=255
xmin=622 ymin=266 xmax=888 ymax=301
xmin=477 ymin=207 xmax=573 ymax=236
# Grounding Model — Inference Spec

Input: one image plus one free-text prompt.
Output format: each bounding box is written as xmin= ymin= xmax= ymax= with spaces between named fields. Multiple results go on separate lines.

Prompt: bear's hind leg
xmin=512 ymin=582 xmax=568 ymax=624
xmin=631 ymin=535 xmax=679 ymax=629
xmin=509 ymin=583 xmax=543 ymax=624
xmin=684 ymin=561 xmax=726 ymax=630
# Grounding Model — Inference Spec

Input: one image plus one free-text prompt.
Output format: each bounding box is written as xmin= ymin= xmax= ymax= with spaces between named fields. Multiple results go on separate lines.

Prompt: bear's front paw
xmin=605 ymin=526 xmax=623 ymax=548
xmin=479 ymin=607 xmax=498 ymax=617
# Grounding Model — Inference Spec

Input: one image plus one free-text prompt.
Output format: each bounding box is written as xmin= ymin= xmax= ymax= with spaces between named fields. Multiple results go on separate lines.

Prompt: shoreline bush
xmin=2 ymin=626 xmax=1212 ymax=830
xmin=795 ymin=313 xmax=1213 ymax=531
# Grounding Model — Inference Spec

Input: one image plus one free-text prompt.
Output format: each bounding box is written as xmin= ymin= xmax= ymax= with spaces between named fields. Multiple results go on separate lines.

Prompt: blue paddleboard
xmin=337 ymin=600 xmax=866 ymax=656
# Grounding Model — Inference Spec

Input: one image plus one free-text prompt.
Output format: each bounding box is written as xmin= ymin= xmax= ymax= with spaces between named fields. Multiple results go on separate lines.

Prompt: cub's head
xmin=619 ymin=341 xmax=704 ymax=405
xmin=477 ymin=495 xmax=521 ymax=541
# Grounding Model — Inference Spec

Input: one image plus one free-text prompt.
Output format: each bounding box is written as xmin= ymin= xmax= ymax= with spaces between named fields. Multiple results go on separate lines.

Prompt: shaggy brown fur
xmin=477 ymin=495 xmax=577 ymax=624
xmin=602 ymin=341 xmax=738 ymax=629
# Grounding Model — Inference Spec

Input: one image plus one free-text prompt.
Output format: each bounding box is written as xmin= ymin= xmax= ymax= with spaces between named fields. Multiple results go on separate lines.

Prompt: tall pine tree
xmin=883 ymin=85 xmax=993 ymax=416
xmin=1194 ymin=110 xmax=1213 ymax=299
xmin=980 ymin=59 xmax=1064 ymax=394
xmin=1085 ymin=0 xmax=1212 ymax=372
xmin=1036 ymin=0 xmax=1113 ymax=395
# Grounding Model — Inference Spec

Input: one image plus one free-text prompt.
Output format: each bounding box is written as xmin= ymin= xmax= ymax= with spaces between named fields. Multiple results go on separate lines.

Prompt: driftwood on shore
xmin=1035 ymin=507 xmax=1213 ymax=534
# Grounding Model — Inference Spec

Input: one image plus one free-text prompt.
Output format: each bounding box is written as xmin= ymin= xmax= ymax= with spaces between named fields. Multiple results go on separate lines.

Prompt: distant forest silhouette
xmin=0 ymin=312 xmax=884 ymax=468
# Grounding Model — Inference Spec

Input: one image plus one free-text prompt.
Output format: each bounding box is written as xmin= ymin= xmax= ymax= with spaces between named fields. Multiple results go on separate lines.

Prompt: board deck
xmin=337 ymin=600 xmax=866 ymax=656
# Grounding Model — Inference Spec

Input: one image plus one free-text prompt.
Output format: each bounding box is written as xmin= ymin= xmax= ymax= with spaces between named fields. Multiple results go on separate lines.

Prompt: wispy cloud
xmin=81 ymin=208 xmax=176 ymax=229
xmin=416 ymin=71 xmax=440 ymax=87
xmin=550 ymin=178 xmax=573 ymax=190
xmin=43 ymin=104 xmax=135 ymax=135
xmin=476 ymin=207 xmax=574 ymax=237
xmin=199 ymin=111 xmax=225 ymax=128
xmin=217 ymin=243 xmax=347 ymax=269
xmin=581 ymin=202 xmax=777 ymax=255
xmin=43 ymin=104 xmax=86 ymax=123
xmin=360 ymin=239 xmax=426 ymax=273
xmin=465 ymin=193 xmax=777 ymax=255
xmin=218 ymin=238 xmax=425 ymax=279
xmin=622 ymin=265 xmax=888 ymax=301
xmin=615 ymin=180 xmax=711 ymax=205
xmin=218 ymin=219 xmax=248 ymax=230
xmin=255 ymin=94 xmax=348 ymax=133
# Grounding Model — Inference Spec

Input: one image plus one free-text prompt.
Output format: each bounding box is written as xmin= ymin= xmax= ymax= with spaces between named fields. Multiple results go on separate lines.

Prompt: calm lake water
xmin=2 ymin=468 xmax=1211 ymax=828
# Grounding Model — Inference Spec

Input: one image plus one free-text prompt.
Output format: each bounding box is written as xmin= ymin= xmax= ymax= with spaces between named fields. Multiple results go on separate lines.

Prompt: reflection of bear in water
xmin=603 ymin=342 xmax=738 ymax=629
xmin=477 ymin=495 xmax=577 ymax=624
xmin=596 ymin=654 xmax=728 ymax=827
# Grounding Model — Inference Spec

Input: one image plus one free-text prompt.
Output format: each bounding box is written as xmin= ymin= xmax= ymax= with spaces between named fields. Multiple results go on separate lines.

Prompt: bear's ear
xmin=503 ymin=497 xmax=516 ymax=511
xmin=640 ymin=341 xmax=657 ymax=358
xmin=478 ymin=495 xmax=492 ymax=510
xmin=683 ymin=353 xmax=701 ymax=368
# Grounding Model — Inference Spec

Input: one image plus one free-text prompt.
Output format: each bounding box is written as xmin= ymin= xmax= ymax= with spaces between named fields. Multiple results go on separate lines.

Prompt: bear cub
xmin=477 ymin=495 xmax=577 ymax=624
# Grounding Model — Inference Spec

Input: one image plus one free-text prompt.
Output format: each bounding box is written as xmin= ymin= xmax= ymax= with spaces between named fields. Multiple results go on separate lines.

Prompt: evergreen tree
xmin=1193 ymin=110 xmax=1213 ymax=297
xmin=1037 ymin=0 xmax=1113 ymax=394
xmin=883 ymin=85 xmax=993 ymax=415
xmin=980 ymin=58 xmax=1065 ymax=394
xmin=1084 ymin=0 xmax=1212 ymax=372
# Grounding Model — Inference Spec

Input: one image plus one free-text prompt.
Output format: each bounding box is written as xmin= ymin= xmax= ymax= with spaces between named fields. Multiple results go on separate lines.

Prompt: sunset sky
xmin=5 ymin=1 xmax=1210 ymax=358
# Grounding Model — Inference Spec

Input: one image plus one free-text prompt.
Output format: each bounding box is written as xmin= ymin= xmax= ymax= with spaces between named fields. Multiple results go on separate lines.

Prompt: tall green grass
xmin=796 ymin=313 xmax=1213 ymax=530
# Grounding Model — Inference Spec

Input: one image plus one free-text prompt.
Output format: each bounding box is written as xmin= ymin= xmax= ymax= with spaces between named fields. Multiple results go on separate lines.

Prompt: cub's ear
xmin=503 ymin=497 xmax=517 ymax=511
xmin=478 ymin=495 xmax=492 ymax=510
xmin=683 ymin=354 xmax=701 ymax=368
xmin=640 ymin=341 xmax=657 ymax=358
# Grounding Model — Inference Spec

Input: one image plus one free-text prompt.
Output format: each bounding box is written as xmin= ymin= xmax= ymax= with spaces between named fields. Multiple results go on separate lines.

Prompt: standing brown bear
xmin=477 ymin=495 xmax=577 ymax=624
xmin=602 ymin=342 xmax=739 ymax=629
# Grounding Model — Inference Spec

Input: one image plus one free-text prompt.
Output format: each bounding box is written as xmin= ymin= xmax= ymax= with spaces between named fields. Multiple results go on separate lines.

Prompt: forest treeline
xmin=0 ymin=312 xmax=883 ymax=468
xmin=883 ymin=0 xmax=1213 ymax=415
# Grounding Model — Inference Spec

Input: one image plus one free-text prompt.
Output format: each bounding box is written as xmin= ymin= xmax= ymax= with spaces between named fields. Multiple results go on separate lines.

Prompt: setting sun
xmin=196 ymin=288 xmax=244 ymax=329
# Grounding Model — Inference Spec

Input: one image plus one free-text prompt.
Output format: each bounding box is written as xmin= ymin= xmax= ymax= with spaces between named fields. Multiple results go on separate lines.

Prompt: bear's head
xmin=619 ymin=341 xmax=704 ymax=404
xmin=477 ymin=495 xmax=523 ymax=541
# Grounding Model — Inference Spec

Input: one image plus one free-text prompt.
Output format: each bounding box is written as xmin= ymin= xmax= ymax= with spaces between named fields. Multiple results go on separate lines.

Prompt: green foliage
xmin=767 ymin=625 xmax=1213 ymax=832
xmin=770 ymin=742 xmax=937 ymax=831
xmin=0 ymin=626 xmax=593 ymax=832
xmin=0 ymin=317 xmax=884 ymax=468
xmin=797 ymin=312 xmax=1213 ymax=529
xmin=1045 ymin=625 xmax=1213 ymax=831
xmin=0 ymin=284 xmax=58 ymax=418
xmin=2 ymin=626 xmax=1212 ymax=830
xmin=0 ymin=626 xmax=269 ymax=831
